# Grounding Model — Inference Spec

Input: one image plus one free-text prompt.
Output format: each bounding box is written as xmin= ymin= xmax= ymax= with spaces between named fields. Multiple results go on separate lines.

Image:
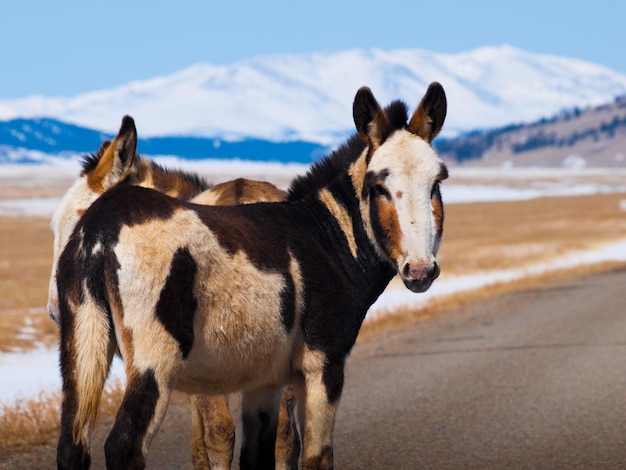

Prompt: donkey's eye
xmin=431 ymin=181 xmax=441 ymax=198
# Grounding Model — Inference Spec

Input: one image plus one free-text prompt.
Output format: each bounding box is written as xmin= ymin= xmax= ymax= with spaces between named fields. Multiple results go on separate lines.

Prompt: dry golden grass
xmin=0 ymin=379 xmax=124 ymax=453
xmin=0 ymin=216 xmax=58 ymax=352
xmin=438 ymin=192 xmax=626 ymax=274
xmin=0 ymin=390 xmax=61 ymax=451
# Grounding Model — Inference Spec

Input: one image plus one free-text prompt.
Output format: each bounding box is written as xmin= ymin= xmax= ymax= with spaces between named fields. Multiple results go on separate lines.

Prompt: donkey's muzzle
xmin=401 ymin=261 xmax=440 ymax=293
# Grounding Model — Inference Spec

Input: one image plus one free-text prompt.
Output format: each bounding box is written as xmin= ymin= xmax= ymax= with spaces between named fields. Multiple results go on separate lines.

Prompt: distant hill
xmin=436 ymin=95 xmax=626 ymax=167
xmin=0 ymin=118 xmax=327 ymax=164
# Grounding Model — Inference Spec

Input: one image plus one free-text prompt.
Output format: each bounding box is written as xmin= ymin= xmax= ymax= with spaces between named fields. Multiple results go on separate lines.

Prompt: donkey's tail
xmin=57 ymin=280 xmax=117 ymax=469
xmin=70 ymin=299 xmax=116 ymax=443
xmin=61 ymin=295 xmax=117 ymax=446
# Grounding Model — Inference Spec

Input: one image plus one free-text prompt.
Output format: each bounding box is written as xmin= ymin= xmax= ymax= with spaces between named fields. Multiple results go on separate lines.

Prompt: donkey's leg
xmin=300 ymin=351 xmax=343 ymax=470
xmin=188 ymin=394 xmax=235 ymax=470
xmin=239 ymin=385 xmax=284 ymax=469
xmin=188 ymin=394 xmax=210 ymax=470
xmin=275 ymin=385 xmax=301 ymax=470
xmin=57 ymin=302 xmax=116 ymax=470
xmin=104 ymin=364 xmax=179 ymax=470
xmin=104 ymin=320 xmax=187 ymax=470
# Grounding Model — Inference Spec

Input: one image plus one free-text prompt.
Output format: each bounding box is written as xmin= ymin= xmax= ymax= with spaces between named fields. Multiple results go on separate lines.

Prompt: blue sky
xmin=1 ymin=0 xmax=623 ymax=99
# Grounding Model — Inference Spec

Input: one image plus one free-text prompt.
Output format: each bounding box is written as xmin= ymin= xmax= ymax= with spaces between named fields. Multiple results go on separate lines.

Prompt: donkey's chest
xmin=180 ymin=259 xmax=296 ymax=388
xmin=178 ymin=287 xmax=297 ymax=394
xmin=178 ymin=326 xmax=296 ymax=394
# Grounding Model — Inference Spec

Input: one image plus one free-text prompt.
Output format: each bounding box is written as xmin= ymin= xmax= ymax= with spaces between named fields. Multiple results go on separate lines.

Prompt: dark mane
xmin=147 ymin=160 xmax=211 ymax=194
xmin=79 ymin=146 xmax=210 ymax=195
xmin=386 ymin=100 xmax=409 ymax=130
xmin=80 ymin=142 xmax=110 ymax=175
xmin=287 ymin=100 xmax=409 ymax=201
xmin=287 ymin=133 xmax=364 ymax=202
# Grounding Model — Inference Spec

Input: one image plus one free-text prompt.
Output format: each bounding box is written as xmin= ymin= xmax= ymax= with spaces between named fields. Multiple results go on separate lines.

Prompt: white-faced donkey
xmin=55 ymin=82 xmax=448 ymax=469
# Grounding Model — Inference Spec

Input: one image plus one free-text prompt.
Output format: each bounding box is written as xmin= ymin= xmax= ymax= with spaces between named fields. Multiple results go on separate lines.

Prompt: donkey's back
xmin=71 ymin=185 xmax=305 ymax=390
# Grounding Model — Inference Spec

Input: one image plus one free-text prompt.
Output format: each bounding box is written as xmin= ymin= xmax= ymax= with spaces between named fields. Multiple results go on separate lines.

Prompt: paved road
xmin=5 ymin=267 xmax=626 ymax=469
xmin=335 ymin=267 xmax=626 ymax=469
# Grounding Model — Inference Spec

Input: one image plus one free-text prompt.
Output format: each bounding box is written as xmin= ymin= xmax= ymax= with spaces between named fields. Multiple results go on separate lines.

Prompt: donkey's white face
xmin=365 ymin=129 xmax=447 ymax=292
xmin=353 ymin=82 xmax=448 ymax=293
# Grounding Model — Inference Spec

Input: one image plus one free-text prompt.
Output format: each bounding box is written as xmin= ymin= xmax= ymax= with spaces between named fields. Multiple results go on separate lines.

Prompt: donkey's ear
xmin=407 ymin=82 xmax=447 ymax=143
xmin=353 ymin=86 xmax=391 ymax=149
xmin=88 ymin=115 xmax=139 ymax=192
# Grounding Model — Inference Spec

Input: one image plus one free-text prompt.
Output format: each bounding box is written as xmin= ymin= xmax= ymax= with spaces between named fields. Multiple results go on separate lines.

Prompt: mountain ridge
xmin=1 ymin=45 xmax=626 ymax=145
xmin=3 ymin=92 xmax=626 ymax=168
xmin=437 ymin=95 xmax=626 ymax=167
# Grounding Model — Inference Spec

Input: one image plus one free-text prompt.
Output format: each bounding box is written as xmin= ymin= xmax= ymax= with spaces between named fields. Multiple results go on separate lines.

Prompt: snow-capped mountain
xmin=1 ymin=45 xmax=626 ymax=145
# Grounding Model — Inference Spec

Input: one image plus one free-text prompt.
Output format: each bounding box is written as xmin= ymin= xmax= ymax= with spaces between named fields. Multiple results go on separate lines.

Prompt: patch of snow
xmin=0 ymin=349 xmax=125 ymax=409
xmin=0 ymin=197 xmax=62 ymax=216
xmin=562 ymin=154 xmax=586 ymax=169
xmin=4 ymin=162 xmax=626 ymax=217
xmin=368 ymin=238 xmax=626 ymax=319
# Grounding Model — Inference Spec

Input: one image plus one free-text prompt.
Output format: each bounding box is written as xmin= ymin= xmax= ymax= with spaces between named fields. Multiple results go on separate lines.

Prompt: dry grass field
xmin=2 ymin=174 xmax=626 ymax=453
xmin=440 ymin=192 xmax=626 ymax=274
xmin=0 ymin=216 xmax=58 ymax=352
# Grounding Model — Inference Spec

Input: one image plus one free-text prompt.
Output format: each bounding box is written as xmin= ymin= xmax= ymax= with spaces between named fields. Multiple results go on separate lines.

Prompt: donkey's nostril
xmin=403 ymin=262 xmax=427 ymax=281
xmin=431 ymin=261 xmax=440 ymax=280
xmin=402 ymin=262 xmax=411 ymax=279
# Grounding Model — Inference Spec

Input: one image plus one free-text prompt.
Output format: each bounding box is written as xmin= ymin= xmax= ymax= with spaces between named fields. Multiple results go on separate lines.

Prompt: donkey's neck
xmin=308 ymin=165 xmax=396 ymax=308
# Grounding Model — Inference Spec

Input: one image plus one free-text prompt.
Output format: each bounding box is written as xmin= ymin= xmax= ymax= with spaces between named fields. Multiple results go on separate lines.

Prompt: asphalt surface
xmin=335 ymin=267 xmax=626 ymax=469
xmin=5 ymin=267 xmax=626 ymax=469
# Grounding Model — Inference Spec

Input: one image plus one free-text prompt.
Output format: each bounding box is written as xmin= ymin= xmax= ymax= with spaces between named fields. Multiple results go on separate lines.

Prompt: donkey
xmin=56 ymin=82 xmax=448 ymax=469
xmin=47 ymin=118 xmax=298 ymax=469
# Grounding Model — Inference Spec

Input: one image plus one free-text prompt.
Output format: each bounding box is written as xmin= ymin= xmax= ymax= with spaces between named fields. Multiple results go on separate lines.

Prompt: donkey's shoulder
xmin=77 ymin=185 xmax=185 ymax=239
